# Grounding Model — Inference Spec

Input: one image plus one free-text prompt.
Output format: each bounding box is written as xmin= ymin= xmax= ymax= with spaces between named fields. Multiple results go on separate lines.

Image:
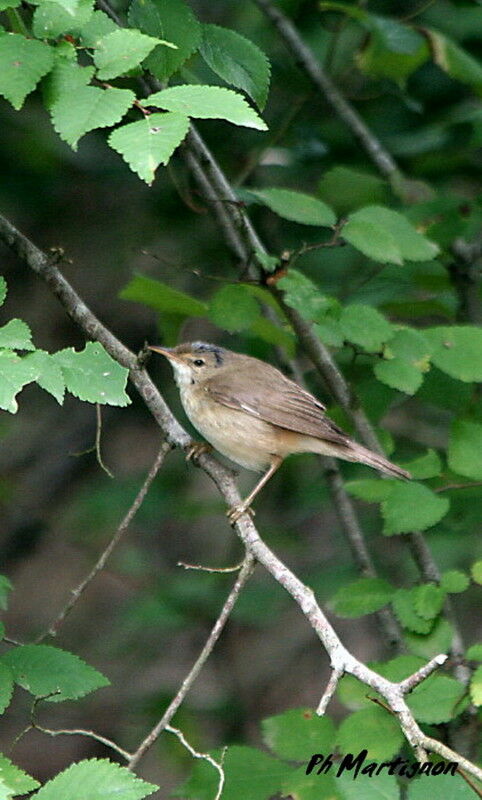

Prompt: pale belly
xmin=180 ymin=388 xmax=278 ymax=471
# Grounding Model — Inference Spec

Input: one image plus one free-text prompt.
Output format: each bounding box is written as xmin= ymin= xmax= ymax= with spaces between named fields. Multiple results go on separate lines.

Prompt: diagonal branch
xmin=37 ymin=440 xmax=171 ymax=641
xmin=251 ymin=0 xmax=400 ymax=182
xmin=128 ymin=554 xmax=255 ymax=768
xmin=0 ymin=214 xmax=479 ymax=780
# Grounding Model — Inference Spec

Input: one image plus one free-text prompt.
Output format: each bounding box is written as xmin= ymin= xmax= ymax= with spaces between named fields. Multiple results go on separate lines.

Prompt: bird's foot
xmin=185 ymin=441 xmax=212 ymax=464
xmin=226 ymin=504 xmax=255 ymax=525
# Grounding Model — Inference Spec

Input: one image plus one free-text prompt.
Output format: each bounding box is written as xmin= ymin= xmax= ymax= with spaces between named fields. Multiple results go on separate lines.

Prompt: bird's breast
xmin=179 ymin=385 xmax=277 ymax=472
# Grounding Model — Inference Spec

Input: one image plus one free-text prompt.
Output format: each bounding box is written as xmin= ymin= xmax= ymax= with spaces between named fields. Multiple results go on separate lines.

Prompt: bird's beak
xmin=148 ymin=345 xmax=183 ymax=363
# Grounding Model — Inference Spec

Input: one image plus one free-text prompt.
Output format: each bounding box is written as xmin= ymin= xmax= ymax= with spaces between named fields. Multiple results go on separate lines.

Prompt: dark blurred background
xmin=1 ymin=0 xmax=482 ymax=793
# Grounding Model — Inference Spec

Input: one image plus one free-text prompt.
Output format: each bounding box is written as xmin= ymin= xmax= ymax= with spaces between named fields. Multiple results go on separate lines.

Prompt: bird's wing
xmin=205 ymin=364 xmax=351 ymax=446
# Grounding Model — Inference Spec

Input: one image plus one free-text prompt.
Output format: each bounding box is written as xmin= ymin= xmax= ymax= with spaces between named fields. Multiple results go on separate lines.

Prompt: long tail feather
xmin=343 ymin=442 xmax=411 ymax=480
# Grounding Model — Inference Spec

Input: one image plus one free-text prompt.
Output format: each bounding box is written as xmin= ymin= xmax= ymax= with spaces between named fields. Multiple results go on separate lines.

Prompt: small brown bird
xmin=149 ymin=342 xmax=410 ymax=522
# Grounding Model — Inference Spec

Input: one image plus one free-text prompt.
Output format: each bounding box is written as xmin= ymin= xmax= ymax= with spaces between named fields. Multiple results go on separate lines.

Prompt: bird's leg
xmin=185 ymin=441 xmax=213 ymax=464
xmin=227 ymin=456 xmax=283 ymax=525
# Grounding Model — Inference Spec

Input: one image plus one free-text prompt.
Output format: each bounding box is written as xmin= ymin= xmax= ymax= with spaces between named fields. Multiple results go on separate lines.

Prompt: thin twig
xmin=165 ymin=725 xmax=226 ymax=800
xmin=435 ymin=481 xmax=482 ymax=493
xmin=177 ymin=560 xmax=245 ymax=573
xmin=128 ymin=554 xmax=255 ymax=768
xmin=37 ymin=440 xmax=171 ymax=641
xmin=317 ymin=667 xmax=343 ymax=715
xmin=33 ymin=724 xmax=132 ymax=761
xmin=95 ymin=404 xmax=114 ymax=478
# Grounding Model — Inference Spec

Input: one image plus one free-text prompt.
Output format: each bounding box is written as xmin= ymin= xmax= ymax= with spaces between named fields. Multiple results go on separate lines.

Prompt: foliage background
xmin=1 ymin=0 xmax=482 ymax=797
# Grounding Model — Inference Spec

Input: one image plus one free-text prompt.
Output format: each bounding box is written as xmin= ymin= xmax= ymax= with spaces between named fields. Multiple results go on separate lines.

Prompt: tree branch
xmin=1 ymin=215 xmax=480 ymax=781
xmin=251 ymin=0 xmax=401 ymax=182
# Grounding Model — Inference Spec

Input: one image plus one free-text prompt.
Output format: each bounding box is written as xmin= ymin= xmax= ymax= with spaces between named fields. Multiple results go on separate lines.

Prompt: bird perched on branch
xmin=149 ymin=342 xmax=410 ymax=523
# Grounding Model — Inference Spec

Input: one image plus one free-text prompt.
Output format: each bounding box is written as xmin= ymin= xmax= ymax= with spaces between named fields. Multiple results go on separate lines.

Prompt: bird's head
xmin=149 ymin=341 xmax=228 ymax=387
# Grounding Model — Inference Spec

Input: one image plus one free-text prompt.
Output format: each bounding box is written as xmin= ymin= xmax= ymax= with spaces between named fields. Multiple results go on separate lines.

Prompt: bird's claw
xmin=185 ymin=441 xmax=212 ymax=463
xmin=226 ymin=504 xmax=255 ymax=525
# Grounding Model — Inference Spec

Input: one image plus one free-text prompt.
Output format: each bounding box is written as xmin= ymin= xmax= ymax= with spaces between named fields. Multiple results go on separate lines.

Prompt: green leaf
xmin=318 ymin=166 xmax=388 ymax=215
xmin=248 ymin=188 xmax=335 ymax=226
xmin=330 ymin=578 xmax=394 ymax=618
xmin=248 ymin=315 xmax=295 ymax=352
xmin=374 ymin=358 xmax=424 ymax=395
xmin=339 ymin=304 xmax=392 ymax=352
xmin=33 ymin=758 xmax=158 ymax=799
xmin=424 ymin=325 xmax=482 ymax=382
xmin=471 ymin=560 xmax=482 ymax=585
xmin=108 ymin=112 xmax=189 ymax=184
xmin=23 ymin=350 xmax=65 ymax=404
xmin=0 ymin=753 xmax=40 ymax=795
xmin=281 ymin=766 xmax=341 ymax=800
xmin=0 ymin=277 xmax=6 ymax=306
xmin=314 ymin=318 xmax=344 ymax=347
xmin=262 ymin=707 xmax=335 ymax=761
xmin=0 ymin=350 xmax=39 ymax=413
xmin=120 ymin=275 xmax=206 ymax=317
xmin=128 ymin=0 xmax=201 ymax=81
xmin=176 ymin=745 xmax=291 ymax=800
xmin=147 ymin=85 xmax=267 ymax=131
xmin=0 ymin=34 xmax=54 ymax=110
xmin=448 ymin=419 xmax=482 ymax=480
xmin=43 ymin=0 xmax=80 ymax=14
xmin=440 ymin=570 xmax=469 ymax=594
xmin=209 ymin=285 xmax=260 ymax=332
xmin=401 ymin=449 xmax=442 ymax=480
xmin=392 ymin=588 xmax=433 ymax=634
xmin=52 ymin=84 xmax=134 ymax=149
xmin=32 ymin=0 xmax=94 ymax=39
xmin=343 ymin=206 xmax=438 ymax=264
xmin=466 ymin=644 xmax=482 ymax=661
xmin=44 ymin=59 xmax=94 ymax=107
xmin=381 ymin=482 xmax=449 ymax=535
xmin=253 ymin=249 xmax=279 ymax=273
xmin=408 ymin=675 xmax=466 ymax=723
xmin=277 ymin=270 xmax=338 ymax=323
xmin=1 ymin=644 xmax=109 ymax=702
xmin=0 ymin=319 xmax=34 ymax=351
xmin=343 ymin=215 xmax=402 ymax=264
xmin=0 ymin=663 xmax=13 ymax=714
xmin=336 ymin=707 xmax=404 ymax=760
xmin=79 ymin=10 xmax=118 ymax=47
xmin=407 ymin=773 xmax=475 ymax=800
xmin=428 ymin=29 xmax=482 ymax=93
xmin=414 ymin=583 xmax=445 ymax=620
xmin=404 ymin=617 xmax=453 ymax=659
xmin=200 ymin=24 xmax=270 ymax=110
xmin=374 ymin=328 xmax=432 ymax=395
xmin=94 ymin=29 xmax=169 ymax=80
xmin=345 ymin=479 xmax=394 ymax=503
xmin=52 ymin=342 xmax=130 ymax=406
xmin=0 ymin=0 xmax=21 ymax=8
xmin=337 ymin=769 xmax=399 ymax=800
xmin=0 ymin=577 xmax=12 ymax=611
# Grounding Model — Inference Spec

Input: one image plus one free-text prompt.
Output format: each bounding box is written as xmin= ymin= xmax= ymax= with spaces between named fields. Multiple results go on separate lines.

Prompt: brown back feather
xmin=205 ymin=361 xmax=351 ymax=447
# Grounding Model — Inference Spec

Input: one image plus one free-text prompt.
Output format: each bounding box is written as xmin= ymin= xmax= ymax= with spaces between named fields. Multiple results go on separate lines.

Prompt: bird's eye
xmin=193 ymin=359 xmax=205 ymax=367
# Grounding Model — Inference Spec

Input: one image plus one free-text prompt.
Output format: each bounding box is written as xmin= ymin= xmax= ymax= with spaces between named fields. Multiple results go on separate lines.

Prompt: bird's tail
xmin=337 ymin=441 xmax=411 ymax=480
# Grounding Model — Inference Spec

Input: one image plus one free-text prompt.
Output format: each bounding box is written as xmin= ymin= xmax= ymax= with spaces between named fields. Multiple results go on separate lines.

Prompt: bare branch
xmin=37 ymin=440 xmax=171 ymax=641
xmin=252 ymin=0 xmax=400 ymax=181
xmin=128 ymin=554 xmax=255 ymax=768
xmin=317 ymin=667 xmax=343 ymax=715
xmin=164 ymin=725 xmax=226 ymax=800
